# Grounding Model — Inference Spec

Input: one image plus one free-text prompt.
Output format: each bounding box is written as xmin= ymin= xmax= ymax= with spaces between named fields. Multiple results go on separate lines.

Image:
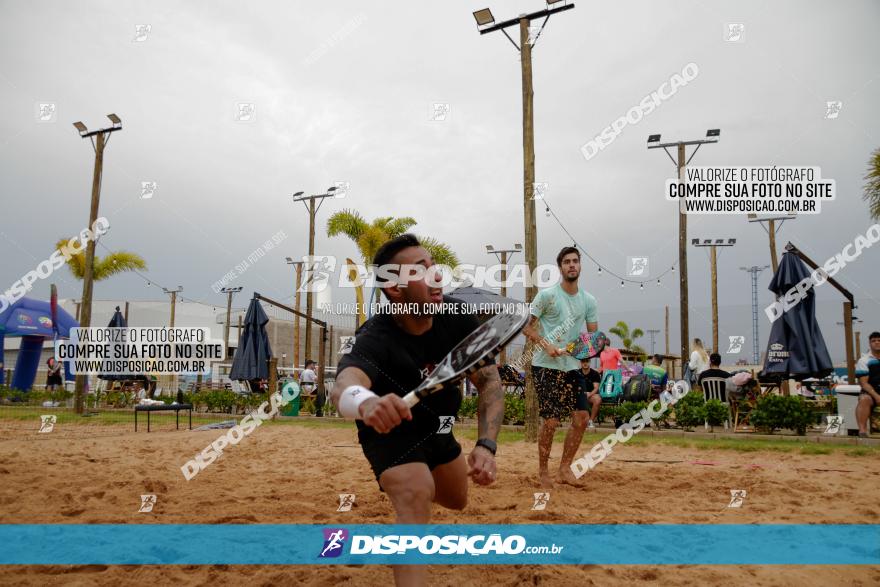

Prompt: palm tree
xmin=326 ymin=210 xmax=459 ymax=267
xmin=864 ymin=147 xmax=880 ymax=220
xmin=327 ymin=210 xmax=460 ymax=312
xmin=608 ymin=320 xmax=647 ymax=358
xmin=55 ymin=238 xmax=147 ymax=281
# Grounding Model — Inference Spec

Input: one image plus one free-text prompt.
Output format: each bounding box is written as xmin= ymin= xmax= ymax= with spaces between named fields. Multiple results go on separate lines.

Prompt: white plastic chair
xmin=701 ymin=377 xmax=730 ymax=430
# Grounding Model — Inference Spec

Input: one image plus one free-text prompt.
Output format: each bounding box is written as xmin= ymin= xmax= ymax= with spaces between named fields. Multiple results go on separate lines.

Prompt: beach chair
xmin=701 ymin=377 xmax=730 ymax=430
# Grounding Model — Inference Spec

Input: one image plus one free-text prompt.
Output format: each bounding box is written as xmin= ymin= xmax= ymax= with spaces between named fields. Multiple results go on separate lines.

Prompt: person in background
xmin=45 ymin=357 xmax=63 ymax=392
xmin=698 ymin=353 xmax=731 ymax=387
xmin=579 ymin=359 xmax=602 ymax=430
xmin=301 ymin=359 xmax=322 ymax=416
xmin=855 ymin=331 xmax=880 ymax=438
xmin=688 ymin=338 xmax=710 ymax=385
xmin=643 ymin=354 xmax=668 ymax=394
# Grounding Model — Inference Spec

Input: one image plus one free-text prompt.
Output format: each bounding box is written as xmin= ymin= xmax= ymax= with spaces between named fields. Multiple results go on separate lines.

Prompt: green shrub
xmin=613 ymin=401 xmax=648 ymax=426
xmin=596 ymin=405 xmax=613 ymax=424
xmin=458 ymin=395 xmax=479 ymax=419
xmin=704 ymin=399 xmax=729 ymax=430
xmin=503 ymin=394 xmax=524 ymax=425
xmin=674 ymin=391 xmax=706 ymax=431
xmin=750 ymin=394 xmax=814 ymax=435
xmin=202 ymin=389 xmax=237 ymax=413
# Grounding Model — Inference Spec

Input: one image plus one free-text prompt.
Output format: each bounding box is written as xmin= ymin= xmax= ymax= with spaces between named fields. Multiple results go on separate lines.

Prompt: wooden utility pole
xmin=664 ymin=305 xmax=669 ymax=355
xmin=844 ymin=302 xmax=855 ymax=383
xmin=677 ymin=143 xmax=689 ymax=365
xmin=123 ymin=301 xmax=129 ymax=324
xmin=73 ymin=131 xmax=105 ymax=414
xmin=520 ymin=17 xmax=539 ymax=443
xmin=768 ymin=219 xmax=778 ymax=272
xmin=292 ymin=188 xmax=337 ymax=364
xmin=855 ymin=330 xmax=861 ymax=358
xmin=72 ymin=114 xmax=122 ymax=414
xmin=693 ymin=239 xmax=735 ymax=353
xmin=474 ymin=2 xmax=576 ymax=443
xmin=486 ymin=244 xmax=522 ymax=365
xmin=221 ymin=287 xmax=242 ymax=358
xmin=286 ymin=259 xmax=304 ymax=369
xmin=306 ymin=197 xmax=316 ymax=362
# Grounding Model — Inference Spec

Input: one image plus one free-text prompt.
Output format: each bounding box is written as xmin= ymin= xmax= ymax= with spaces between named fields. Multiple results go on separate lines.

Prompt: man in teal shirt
xmin=523 ymin=247 xmax=598 ymax=487
xmin=643 ymin=354 xmax=668 ymax=393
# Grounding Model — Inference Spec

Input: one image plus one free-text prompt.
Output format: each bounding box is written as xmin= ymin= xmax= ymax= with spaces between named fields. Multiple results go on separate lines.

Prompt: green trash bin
xmin=281 ymin=380 xmax=302 ymax=416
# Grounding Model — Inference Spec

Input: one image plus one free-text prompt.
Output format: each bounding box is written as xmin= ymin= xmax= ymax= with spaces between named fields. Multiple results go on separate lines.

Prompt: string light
xmin=640 ymin=283 xmax=644 ymax=290
xmin=671 ymin=266 xmax=675 ymax=273
xmin=545 ymin=205 xmax=551 ymax=217
xmin=620 ymin=281 xmax=624 ymax=288
xmin=657 ymin=279 xmax=661 ymax=286
xmin=597 ymin=267 xmax=602 ymax=276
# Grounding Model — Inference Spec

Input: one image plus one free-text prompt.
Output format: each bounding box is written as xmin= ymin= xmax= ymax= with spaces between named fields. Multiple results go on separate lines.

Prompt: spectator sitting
xmin=855 ymin=331 xmax=880 ymax=438
xmin=643 ymin=354 xmax=668 ymax=393
xmin=698 ymin=353 xmax=731 ymax=387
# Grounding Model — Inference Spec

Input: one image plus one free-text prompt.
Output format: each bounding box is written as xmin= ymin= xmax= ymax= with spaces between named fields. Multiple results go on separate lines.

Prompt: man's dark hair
xmin=709 ymin=352 xmax=722 ymax=366
xmin=870 ymin=331 xmax=880 ymax=340
xmin=304 ymin=359 xmax=316 ymax=368
xmin=653 ymin=354 xmax=663 ymax=364
xmin=556 ymin=246 xmax=580 ymax=267
xmin=373 ymin=233 xmax=421 ymax=286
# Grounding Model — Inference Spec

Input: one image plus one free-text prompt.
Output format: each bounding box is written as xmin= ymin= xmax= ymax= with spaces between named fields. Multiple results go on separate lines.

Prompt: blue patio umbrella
xmin=229 ymin=295 xmax=273 ymax=388
xmin=761 ymin=251 xmax=833 ymax=380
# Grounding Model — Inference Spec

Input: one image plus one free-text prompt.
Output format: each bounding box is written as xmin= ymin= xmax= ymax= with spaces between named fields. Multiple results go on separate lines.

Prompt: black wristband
xmin=475 ymin=438 xmax=497 ymax=456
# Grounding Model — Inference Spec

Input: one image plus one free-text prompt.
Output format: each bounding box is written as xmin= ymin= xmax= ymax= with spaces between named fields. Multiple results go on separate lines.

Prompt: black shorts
xmin=359 ymin=429 xmax=462 ymax=488
xmin=532 ymin=366 xmax=589 ymax=420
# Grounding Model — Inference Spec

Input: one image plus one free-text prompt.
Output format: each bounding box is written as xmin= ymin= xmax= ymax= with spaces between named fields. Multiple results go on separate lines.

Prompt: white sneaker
xmin=587 ymin=420 xmax=595 ymax=430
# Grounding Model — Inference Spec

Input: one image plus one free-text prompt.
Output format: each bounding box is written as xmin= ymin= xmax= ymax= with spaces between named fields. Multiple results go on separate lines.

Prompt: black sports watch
xmin=475 ymin=438 xmax=497 ymax=456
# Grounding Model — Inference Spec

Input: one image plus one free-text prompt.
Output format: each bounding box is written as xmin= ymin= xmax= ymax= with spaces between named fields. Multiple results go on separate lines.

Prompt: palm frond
xmin=631 ymin=328 xmax=645 ymax=340
xmin=384 ymin=217 xmax=418 ymax=238
xmin=417 ymin=235 xmax=459 ymax=267
xmin=326 ymin=209 xmax=368 ymax=240
xmin=92 ymin=252 xmax=147 ymax=281
xmin=864 ymin=147 xmax=880 ymax=220
xmin=56 ymin=238 xmax=86 ymax=280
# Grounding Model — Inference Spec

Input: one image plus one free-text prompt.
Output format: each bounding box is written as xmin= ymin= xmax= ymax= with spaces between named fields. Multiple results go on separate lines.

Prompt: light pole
xmin=486 ymin=243 xmax=522 ymax=364
xmin=71 ymin=114 xmax=122 ymax=414
xmin=285 ymin=257 xmax=304 ymax=369
xmin=474 ymin=0 xmax=576 ymax=442
xmin=748 ymin=214 xmax=796 ymax=273
xmin=648 ymin=129 xmax=720 ymax=366
xmin=692 ymin=238 xmax=736 ymax=353
xmin=292 ymin=187 xmax=338 ymax=362
xmin=220 ymin=287 xmax=242 ymax=358
xmin=647 ymin=329 xmax=661 ymax=355
xmin=163 ymin=286 xmax=183 ymax=394
xmin=740 ymin=265 xmax=770 ymax=365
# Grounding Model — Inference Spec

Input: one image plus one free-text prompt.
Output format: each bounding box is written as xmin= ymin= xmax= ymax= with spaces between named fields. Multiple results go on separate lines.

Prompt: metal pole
xmin=224 ymin=291 xmax=233 ymax=353
xmin=74 ymin=130 xmax=105 ymax=414
xmin=520 ymin=16 xmax=539 ymax=443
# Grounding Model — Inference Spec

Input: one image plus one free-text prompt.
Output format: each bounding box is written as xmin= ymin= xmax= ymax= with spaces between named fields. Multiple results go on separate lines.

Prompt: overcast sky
xmin=1 ymin=0 xmax=878 ymax=362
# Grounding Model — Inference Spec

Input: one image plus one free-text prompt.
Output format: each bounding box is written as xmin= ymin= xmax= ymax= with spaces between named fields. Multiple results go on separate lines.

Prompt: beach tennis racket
xmin=401 ymin=307 xmax=529 ymax=408
xmin=565 ymin=330 xmax=606 ymax=360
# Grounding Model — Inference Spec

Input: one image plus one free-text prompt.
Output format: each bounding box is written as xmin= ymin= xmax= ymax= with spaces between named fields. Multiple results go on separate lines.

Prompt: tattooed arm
xmin=466 ymin=364 xmax=503 ymax=485
xmin=469 ymin=364 xmax=504 ymax=443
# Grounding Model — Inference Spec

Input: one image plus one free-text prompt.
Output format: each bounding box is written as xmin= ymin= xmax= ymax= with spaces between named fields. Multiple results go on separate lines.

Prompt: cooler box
xmin=835 ymin=385 xmax=862 ymax=436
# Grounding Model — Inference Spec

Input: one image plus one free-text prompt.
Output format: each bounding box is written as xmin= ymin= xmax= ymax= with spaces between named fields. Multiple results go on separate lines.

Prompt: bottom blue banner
xmin=0 ymin=524 xmax=877 ymax=565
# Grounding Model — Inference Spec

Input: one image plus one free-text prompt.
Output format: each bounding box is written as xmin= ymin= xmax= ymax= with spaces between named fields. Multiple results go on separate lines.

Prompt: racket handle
xmin=402 ymin=392 xmax=420 ymax=408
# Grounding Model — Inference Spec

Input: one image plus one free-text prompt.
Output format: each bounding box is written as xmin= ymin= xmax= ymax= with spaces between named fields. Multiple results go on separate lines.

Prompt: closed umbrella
xmin=761 ymin=251 xmax=833 ymax=380
xmin=229 ymin=295 xmax=273 ymax=391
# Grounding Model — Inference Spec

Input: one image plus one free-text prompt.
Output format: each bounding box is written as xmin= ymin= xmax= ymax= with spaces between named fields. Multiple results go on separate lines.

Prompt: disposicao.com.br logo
xmin=318 ymin=528 xmax=562 ymax=557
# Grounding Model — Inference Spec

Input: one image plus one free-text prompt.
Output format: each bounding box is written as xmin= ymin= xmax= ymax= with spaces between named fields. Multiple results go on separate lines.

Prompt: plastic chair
xmin=701 ymin=377 xmax=730 ymax=430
